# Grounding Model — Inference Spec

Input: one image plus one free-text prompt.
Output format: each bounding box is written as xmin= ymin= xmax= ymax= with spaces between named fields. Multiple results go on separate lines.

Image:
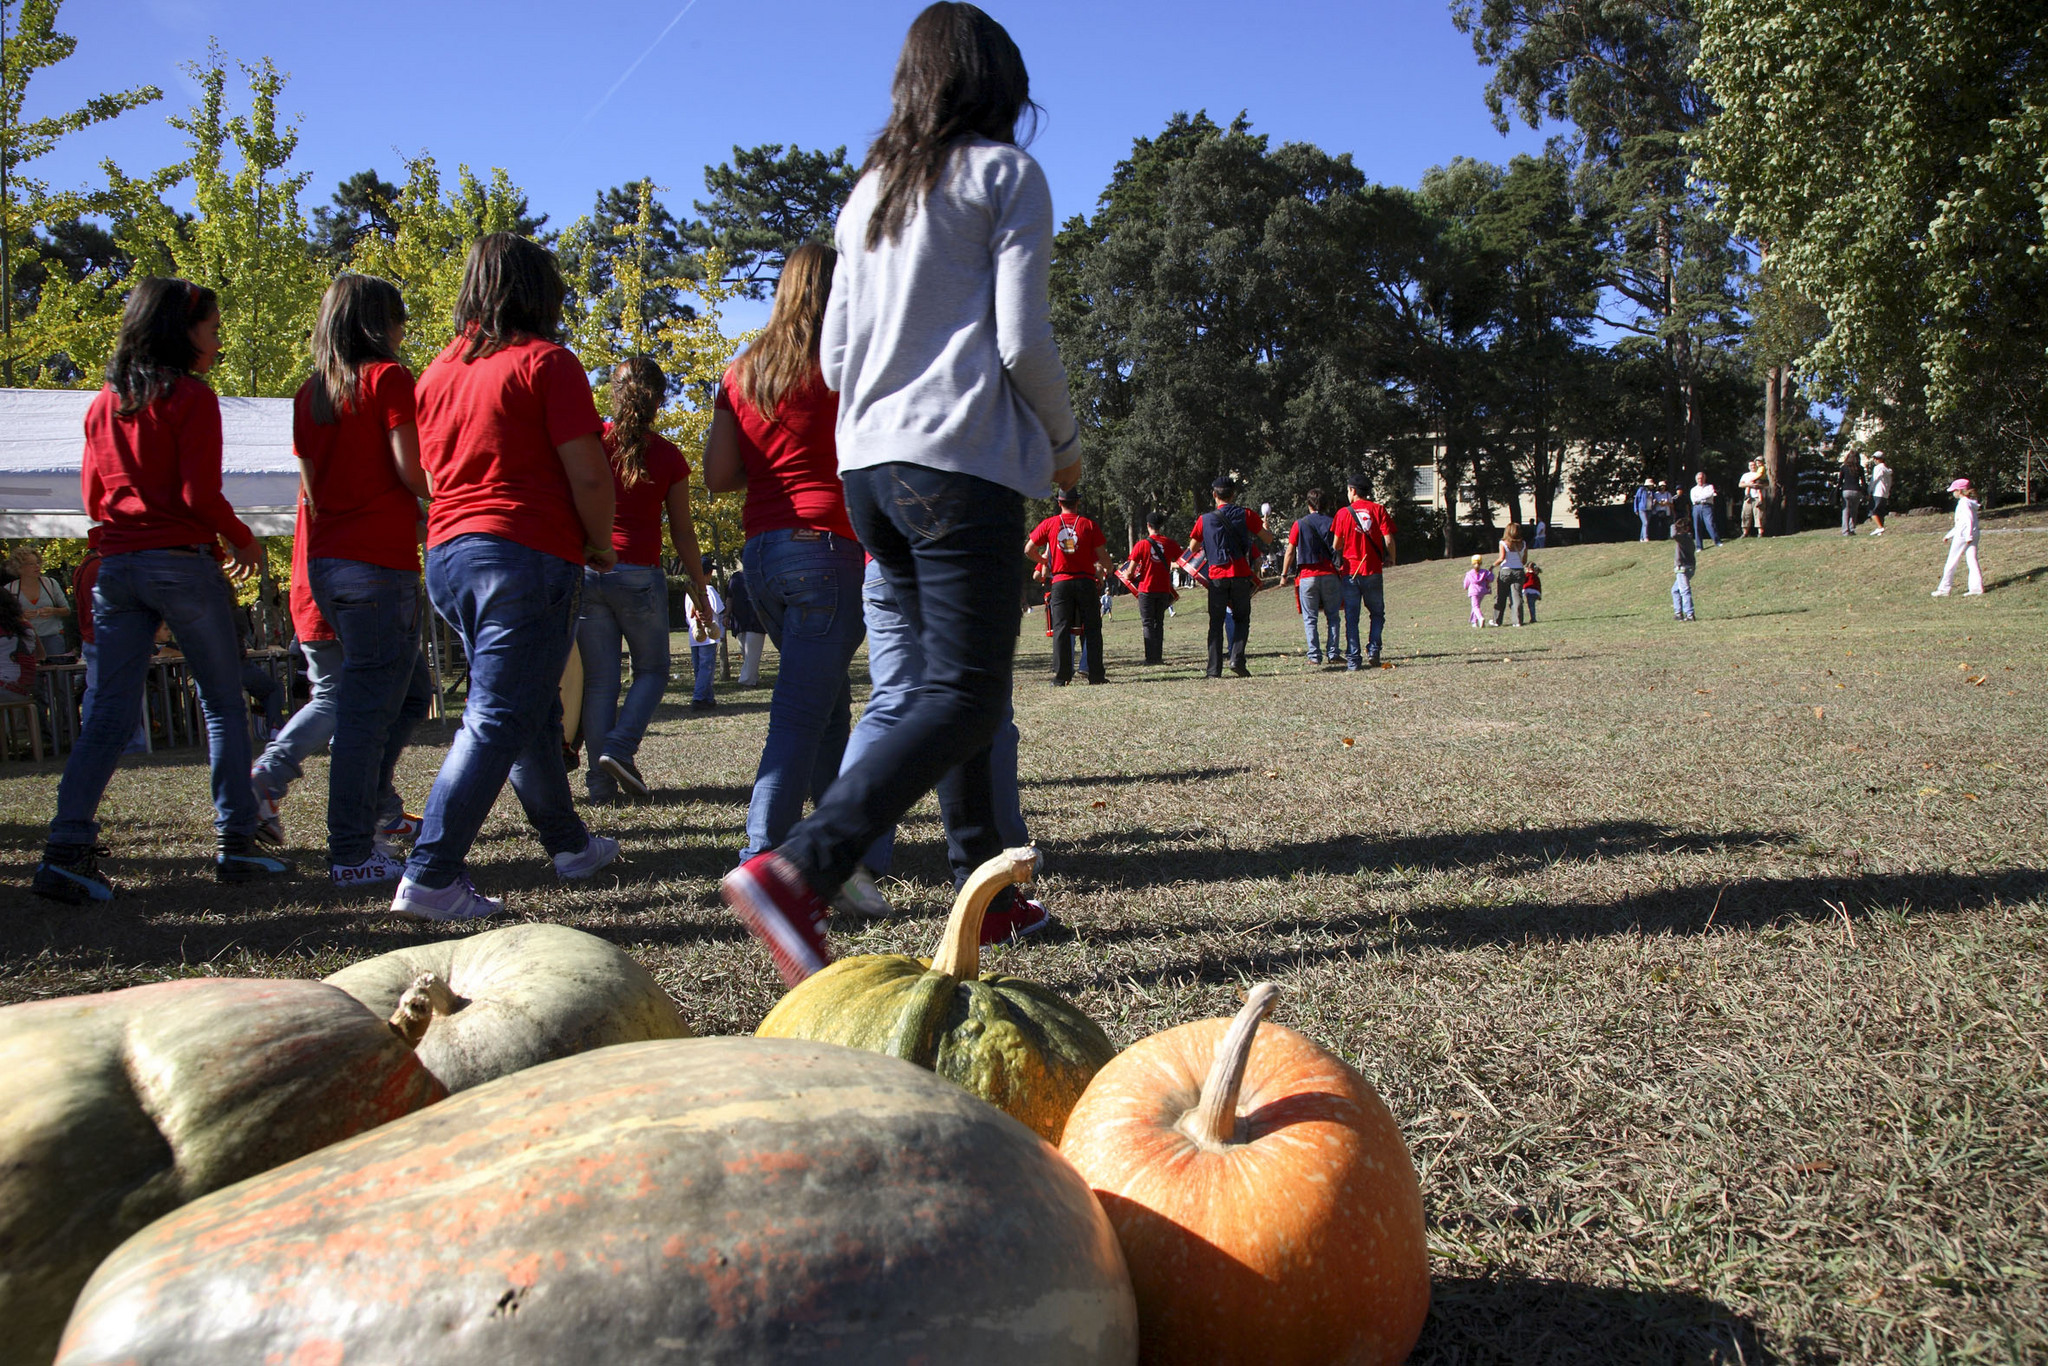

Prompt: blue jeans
xmin=1341 ymin=573 xmax=1386 ymax=666
xmin=253 ymin=638 xmax=406 ymax=825
xmin=777 ymin=463 xmax=1024 ymax=897
xmin=81 ymin=640 xmax=149 ymax=752
xmin=842 ymin=558 xmax=1027 ymax=877
xmin=1692 ymin=502 xmax=1720 ymax=547
xmin=1638 ymin=508 xmax=1651 ymax=540
xmin=577 ymin=562 xmax=672 ymax=799
xmin=691 ymin=642 xmax=717 ymax=704
xmin=311 ymin=558 xmax=432 ymax=864
xmin=406 ymin=534 xmax=587 ymax=888
xmin=1673 ymin=571 xmax=1695 ymax=617
xmin=50 ymin=549 xmax=254 ymax=845
xmin=1298 ymin=575 xmax=1341 ymax=661
xmin=739 ymin=529 xmax=867 ymax=862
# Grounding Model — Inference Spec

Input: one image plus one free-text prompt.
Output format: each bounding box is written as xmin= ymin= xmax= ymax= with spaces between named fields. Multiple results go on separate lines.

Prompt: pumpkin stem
xmin=1187 ymin=982 xmax=1280 ymax=1148
xmin=929 ymin=846 xmax=1040 ymax=980
xmin=386 ymin=972 xmax=459 ymax=1048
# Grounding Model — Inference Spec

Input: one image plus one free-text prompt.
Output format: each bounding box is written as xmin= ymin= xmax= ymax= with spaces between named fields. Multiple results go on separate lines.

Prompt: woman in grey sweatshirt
xmin=721 ymin=2 xmax=1079 ymax=986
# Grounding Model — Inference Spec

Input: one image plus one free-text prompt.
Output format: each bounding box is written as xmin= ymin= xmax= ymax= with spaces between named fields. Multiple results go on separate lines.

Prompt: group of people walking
xmin=28 ymin=3 xmax=1066 ymax=992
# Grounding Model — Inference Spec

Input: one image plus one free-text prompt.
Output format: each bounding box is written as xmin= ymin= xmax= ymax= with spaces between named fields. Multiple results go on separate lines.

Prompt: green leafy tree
xmin=309 ymin=168 xmax=398 ymax=263
xmin=1693 ymin=0 xmax=2048 ymax=502
xmin=0 ymin=0 xmax=161 ymax=384
xmin=688 ymin=143 xmax=856 ymax=296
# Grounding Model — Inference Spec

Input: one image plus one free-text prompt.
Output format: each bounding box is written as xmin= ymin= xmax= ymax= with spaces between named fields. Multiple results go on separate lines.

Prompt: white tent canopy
xmin=0 ymin=387 xmax=298 ymax=537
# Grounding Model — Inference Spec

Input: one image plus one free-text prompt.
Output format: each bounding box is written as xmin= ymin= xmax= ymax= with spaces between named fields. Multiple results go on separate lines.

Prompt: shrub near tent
xmin=57 ymin=1038 xmax=1142 ymax=1366
xmin=324 ymin=922 xmax=691 ymax=1093
xmin=0 ymin=976 xmax=452 ymax=1366
xmin=758 ymin=847 xmax=1117 ymax=1143
xmin=1059 ymin=984 xmax=1430 ymax=1366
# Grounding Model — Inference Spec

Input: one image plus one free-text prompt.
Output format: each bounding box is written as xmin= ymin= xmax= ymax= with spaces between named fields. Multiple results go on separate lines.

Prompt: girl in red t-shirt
xmin=397 ymin=234 xmax=620 ymax=921
xmin=33 ymin=277 xmax=285 ymax=905
xmin=577 ymin=356 xmax=712 ymax=803
xmin=704 ymin=242 xmax=867 ymax=869
xmin=289 ymin=274 xmax=435 ymax=887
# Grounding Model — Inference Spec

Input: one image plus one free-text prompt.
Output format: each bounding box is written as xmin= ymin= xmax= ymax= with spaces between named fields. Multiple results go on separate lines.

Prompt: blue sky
xmin=27 ymin=0 xmax=1554 ymax=323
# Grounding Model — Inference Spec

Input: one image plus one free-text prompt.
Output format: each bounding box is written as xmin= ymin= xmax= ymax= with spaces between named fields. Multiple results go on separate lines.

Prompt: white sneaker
xmin=391 ymin=874 xmax=503 ymax=921
xmin=331 ymin=849 xmax=406 ymax=888
xmin=1931 ymin=588 xmax=1950 ymax=597
xmin=554 ymin=832 xmax=621 ymax=880
xmin=1964 ymin=588 xmax=1984 ymax=596
xmin=833 ymin=866 xmax=894 ymax=919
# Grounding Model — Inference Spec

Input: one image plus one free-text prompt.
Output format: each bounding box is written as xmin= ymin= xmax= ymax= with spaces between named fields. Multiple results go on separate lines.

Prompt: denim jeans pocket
xmin=770 ymin=568 xmax=842 ymax=640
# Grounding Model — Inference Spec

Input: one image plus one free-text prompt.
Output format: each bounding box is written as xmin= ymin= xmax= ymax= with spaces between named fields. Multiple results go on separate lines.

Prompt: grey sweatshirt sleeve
xmin=821 ymin=247 xmax=850 ymax=394
xmin=991 ymin=158 xmax=1080 ymax=459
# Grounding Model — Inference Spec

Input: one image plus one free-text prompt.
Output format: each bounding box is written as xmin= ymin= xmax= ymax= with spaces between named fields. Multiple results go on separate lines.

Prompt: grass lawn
xmin=4 ymin=508 xmax=2045 ymax=1363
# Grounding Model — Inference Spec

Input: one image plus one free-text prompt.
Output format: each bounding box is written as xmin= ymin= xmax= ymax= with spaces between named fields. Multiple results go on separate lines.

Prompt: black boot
xmin=216 ymin=830 xmax=291 ymax=885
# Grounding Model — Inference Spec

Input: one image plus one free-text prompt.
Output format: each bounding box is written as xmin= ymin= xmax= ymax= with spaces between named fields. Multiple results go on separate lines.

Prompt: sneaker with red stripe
xmin=721 ymin=852 xmax=833 ymax=987
xmin=979 ymin=895 xmax=1053 ymax=947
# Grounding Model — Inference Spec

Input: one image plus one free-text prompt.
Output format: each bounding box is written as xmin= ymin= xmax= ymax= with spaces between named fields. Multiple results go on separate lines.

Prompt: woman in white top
xmin=7 ymin=546 xmax=71 ymax=658
xmin=1932 ymin=478 xmax=1984 ymax=596
xmin=1492 ymin=523 xmax=1530 ymax=626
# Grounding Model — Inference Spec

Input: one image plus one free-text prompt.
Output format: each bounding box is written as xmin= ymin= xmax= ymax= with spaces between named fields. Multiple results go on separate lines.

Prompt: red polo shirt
xmin=1126 ymin=534 xmax=1182 ymax=593
xmin=1029 ymin=512 xmax=1106 ymax=581
xmin=1330 ymin=498 xmax=1395 ymax=576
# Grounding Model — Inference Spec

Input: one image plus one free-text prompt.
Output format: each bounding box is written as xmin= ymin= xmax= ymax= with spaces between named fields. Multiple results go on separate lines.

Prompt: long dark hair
xmin=863 ymin=3 xmax=1038 ymax=249
xmin=452 ymin=233 xmax=564 ymax=361
xmin=308 ymin=274 xmax=407 ymax=424
xmin=106 ymin=277 xmax=219 ymax=416
xmin=734 ymin=243 xmax=834 ymax=417
xmin=608 ymin=357 xmax=664 ymax=489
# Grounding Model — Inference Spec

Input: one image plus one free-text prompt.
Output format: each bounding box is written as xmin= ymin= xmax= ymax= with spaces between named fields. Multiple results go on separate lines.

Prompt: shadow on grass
xmin=1984 ymin=564 xmax=2048 ymax=591
xmin=1414 ymin=1273 xmax=1774 ymax=1365
xmin=1019 ymin=765 xmax=1255 ymax=790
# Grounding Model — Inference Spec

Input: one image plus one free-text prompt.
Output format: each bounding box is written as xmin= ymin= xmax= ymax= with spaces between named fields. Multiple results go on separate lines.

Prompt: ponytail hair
xmin=452 ymin=233 xmax=564 ymax=361
xmin=734 ymin=243 xmax=834 ymax=418
xmin=106 ymin=277 xmax=218 ymax=416
xmin=863 ymin=3 xmax=1037 ymax=249
xmin=608 ymin=357 xmax=665 ymax=489
xmin=308 ymin=274 xmax=407 ymax=425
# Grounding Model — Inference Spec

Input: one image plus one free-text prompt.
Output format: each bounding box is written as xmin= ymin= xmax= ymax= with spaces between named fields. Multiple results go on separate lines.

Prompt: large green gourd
xmin=758 ymin=847 xmax=1115 ymax=1143
xmin=0 ymin=976 xmax=449 ymax=1366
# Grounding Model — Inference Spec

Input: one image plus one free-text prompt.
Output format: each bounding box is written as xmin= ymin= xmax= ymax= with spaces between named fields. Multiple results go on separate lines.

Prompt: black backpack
xmin=1201 ymin=505 xmax=1250 ymax=568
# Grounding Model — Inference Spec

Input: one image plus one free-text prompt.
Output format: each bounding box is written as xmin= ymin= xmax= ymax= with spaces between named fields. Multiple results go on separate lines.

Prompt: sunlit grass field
xmin=4 ymin=508 xmax=2045 ymax=1363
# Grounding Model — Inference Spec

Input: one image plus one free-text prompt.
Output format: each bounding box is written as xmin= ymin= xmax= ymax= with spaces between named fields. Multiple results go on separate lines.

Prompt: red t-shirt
xmin=1330 ymin=499 xmax=1395 ymax=576
xmin=416 ymin=333 xmax=605 ymax=565
xmin=288 ymin=497 xmax=337 ymax=643
xmin=293 ymin=360 xmax=421 ymax=572
xmin=1125 ymin=534 xmax=1183 ymax=594
xmin=1188 ymin=508 xmax=1265 ymax=579
xmin=1288 ymin=518 xmax=1339 ymax=578
xmin=604 ymin=423 xmax=690 ymax=566
xmin=1029 ymin=512 xmax=1105 ymax=581
xmin=715 ymin=367 xmax=855 ymax=542
xmin=82 ymin=377 xmax=253 ymax=556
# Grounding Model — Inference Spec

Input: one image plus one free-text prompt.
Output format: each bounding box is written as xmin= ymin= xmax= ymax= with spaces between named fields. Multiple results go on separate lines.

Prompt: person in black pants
xmin=1123 ymin=511 xmax=1183 ymax=665
xmin=1026 ymin=485 xmax=1116 ymax=684
xmin=1188 ymin=476 xmax=1274 ymax=678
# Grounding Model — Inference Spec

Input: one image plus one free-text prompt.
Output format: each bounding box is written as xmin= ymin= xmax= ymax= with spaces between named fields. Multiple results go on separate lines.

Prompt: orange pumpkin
xmin=1058 ymin=983 xmax=1429 ymax=1366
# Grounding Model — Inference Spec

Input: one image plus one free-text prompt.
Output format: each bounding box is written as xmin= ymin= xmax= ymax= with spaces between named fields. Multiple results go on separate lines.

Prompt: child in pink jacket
xmin=1463 ymin=555 xmax=1493 ymax=627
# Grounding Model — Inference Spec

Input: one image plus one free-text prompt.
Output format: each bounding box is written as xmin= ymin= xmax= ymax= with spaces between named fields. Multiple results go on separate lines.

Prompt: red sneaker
xmin=979 ymin=895 xmax=1054 ymax=947
xmin=722 ymin=852 xmax=833 ymax=987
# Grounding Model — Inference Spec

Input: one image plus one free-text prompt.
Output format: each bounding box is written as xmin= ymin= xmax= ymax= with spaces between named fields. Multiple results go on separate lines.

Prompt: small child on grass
xmin=1521 ymin=562 xmax=1543 ymax=623
xmin=1463 ymin=555 xmax=1492 ymax=627
xmin=1672 ymin=519 xmax=1697 ymax=622
xmin=684 ymin=571 xmax=726 ymax=711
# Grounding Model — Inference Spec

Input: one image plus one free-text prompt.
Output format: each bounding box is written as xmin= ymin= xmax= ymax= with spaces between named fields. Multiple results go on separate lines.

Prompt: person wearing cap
xmin=1329 ymin=472 xmax=1397 ymax=669
xmin=1281 ymin=487 xmax=1342 ymax=666
xmin=1027 ymin=485 xmax=1116 ymax=684
xmin=1632 ymin=479 xmax=1655 ymax=541
xmin=1932 ymin=478 xmax=1984 ymax=596
xmin=1738 ymin=459 xmax=1766 ymax=537
xmin=1124 ymin=510 xmax=1182 ymax=665
xmin=1867 ymin=452 xmax=1893 ymax=536
xmin=1189 ymin=476 xmax=1273 ymax=678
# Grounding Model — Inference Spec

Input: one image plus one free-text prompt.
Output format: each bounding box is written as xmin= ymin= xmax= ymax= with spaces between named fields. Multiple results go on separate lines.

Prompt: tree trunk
xmin=1765 ymin=368 xmax=1800 ymax=534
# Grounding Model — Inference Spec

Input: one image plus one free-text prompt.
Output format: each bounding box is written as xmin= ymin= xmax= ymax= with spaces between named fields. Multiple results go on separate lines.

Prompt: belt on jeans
xmin=788 ymin=529 xmax=849 ymax=545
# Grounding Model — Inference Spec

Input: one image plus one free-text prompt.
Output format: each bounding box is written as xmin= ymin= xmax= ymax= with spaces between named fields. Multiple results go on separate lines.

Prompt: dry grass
xmin=4 ymin=513 xmax=2046 ymax=1363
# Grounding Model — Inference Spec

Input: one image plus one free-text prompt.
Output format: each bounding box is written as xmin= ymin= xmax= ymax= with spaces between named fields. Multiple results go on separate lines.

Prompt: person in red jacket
xmin=1026 ymin=485 xmax=1116 ymax=684
xmin=395 ymin=233 xmax=620 ymax=922
xmin=1189 ymin=476 xmax=1274 ymax=678
xmin=1124 ymin=511 xmax=1182 ymax=665
xmin=33 ymin=277 xmax=286 ymax=904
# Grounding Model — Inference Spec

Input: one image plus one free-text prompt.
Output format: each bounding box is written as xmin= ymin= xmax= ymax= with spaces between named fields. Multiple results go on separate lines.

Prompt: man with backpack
xmin=1280 ymin=488 xmax=1342 ymax=666
xmin=1188 ymin=476 xmax=1274 ymax=678
xmin=1123 ymin=511 xmax=1182 ymax=665
xmin=1329 ymin=473 xmax=1397 ymax=670
xmin=1026 ymin=485 xmax=1117 ymax=685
